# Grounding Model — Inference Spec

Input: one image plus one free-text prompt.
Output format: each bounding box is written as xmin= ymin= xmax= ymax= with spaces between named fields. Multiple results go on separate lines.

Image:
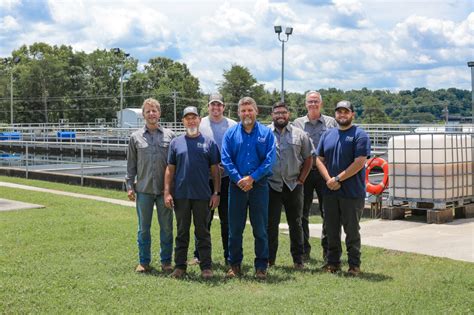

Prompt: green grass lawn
xmin=1 ymin=177 xmax=473 ymax=313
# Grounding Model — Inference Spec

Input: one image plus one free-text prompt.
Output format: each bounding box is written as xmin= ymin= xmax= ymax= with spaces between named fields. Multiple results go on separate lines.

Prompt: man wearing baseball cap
xmin=164 ymin=106 xmax=221 ymax=279
xmin=190 ymin=93 xmax=237 ymax=266
xmin=315 ymin=100 xmax=371 ymax=276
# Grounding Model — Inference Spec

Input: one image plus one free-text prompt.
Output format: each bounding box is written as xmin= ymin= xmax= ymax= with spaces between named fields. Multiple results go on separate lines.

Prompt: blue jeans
xmin=228 ymin=179 xmax=269 ymax=271
xmin=136 ymin=192 xmax=173 ymax=265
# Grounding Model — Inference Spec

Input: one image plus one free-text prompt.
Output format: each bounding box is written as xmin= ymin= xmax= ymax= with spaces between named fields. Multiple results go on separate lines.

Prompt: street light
xmin=113 ymin=48 xmax=130 ymax=127
xmin=274 ymin=25 xmax=293 ymax=102
xmin=3 ymin=57 xmax=21 ymax=125
xmin=468 ymin=61 xmax=474 ymax=124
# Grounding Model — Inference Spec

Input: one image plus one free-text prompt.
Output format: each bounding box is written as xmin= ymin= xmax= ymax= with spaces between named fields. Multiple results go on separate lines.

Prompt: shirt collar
xmin=143 ymin=124 xmax=162 ymax=134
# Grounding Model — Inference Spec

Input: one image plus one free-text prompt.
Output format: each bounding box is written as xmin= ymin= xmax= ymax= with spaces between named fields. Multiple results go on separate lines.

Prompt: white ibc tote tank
xmin=387 ymin=133 xmax=473 ymax=203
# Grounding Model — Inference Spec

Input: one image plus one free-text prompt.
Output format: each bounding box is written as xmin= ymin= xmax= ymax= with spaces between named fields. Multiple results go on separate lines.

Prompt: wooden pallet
xmin=381 ymin=204 xmax=455 ymax=224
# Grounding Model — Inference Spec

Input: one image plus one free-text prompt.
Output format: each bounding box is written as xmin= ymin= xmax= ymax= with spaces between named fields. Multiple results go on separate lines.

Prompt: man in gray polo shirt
xmin=125 ymin=98 xmax=175 ymax=273
xmin=267 ymin=101 xmax=313 ymax=269
xmin=293 ymin=91 xmax=337 ymax=262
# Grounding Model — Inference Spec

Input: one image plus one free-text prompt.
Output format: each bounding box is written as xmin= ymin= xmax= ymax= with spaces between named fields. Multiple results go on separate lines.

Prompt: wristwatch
xmin=213 ymin=192 xmax=221 ymax=196
xmin=334 ymin=175 xmax=340 ymax=182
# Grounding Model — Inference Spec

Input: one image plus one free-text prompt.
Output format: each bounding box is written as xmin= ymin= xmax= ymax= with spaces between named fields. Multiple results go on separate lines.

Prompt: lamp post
xmin=274 ymin=25 xmax=293 ymax=102
xmin=468 ymin=61 xmax=474 ymax=124
xmin=3 ymin=57 xmax=21 ymax=125
xmin=113 ymin=48 xmax=129 ymax=127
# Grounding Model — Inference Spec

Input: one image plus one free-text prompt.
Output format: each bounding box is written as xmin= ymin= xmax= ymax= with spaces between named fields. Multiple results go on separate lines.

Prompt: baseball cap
xmin=335 ymin=100 xmax=354 ymax=112
xmin=208 ymin=93 xmax=224 ymax=105
xmin=183 ymin=106 xmax=199 ymax=117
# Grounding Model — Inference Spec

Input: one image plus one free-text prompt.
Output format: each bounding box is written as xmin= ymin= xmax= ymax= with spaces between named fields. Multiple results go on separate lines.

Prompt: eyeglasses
xmin=306 ymin=100 xmax=321 ymax=104
xmin=273 ymin=111 xmax=288 ymax=116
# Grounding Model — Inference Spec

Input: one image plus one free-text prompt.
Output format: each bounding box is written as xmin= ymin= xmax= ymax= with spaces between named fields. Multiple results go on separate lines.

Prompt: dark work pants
xmin=194 ymin=177 xmax=230 ymax=261
xmin=268 ymin=184 xmax=304 ymax=264
xmin=174 ymin=199 xmax=212 ymax=271
xmin=302 ymin=168 xmax=327 ymax=256
xmin=323 ymin=195 xmax=364 ymax=268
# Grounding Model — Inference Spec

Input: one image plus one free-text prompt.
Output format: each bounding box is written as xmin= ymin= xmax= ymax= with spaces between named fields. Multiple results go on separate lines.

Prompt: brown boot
xmin=294 ymin=263 xmax=305 ymax=270
xmin=322 ymin=264 xmax=341 ymax=273
xmin=225 ymin=265 xmax=241 ymax=279
xmin=255 ymin=269 xmax=267 ymax=280
xmin=348 ymin=266 xmax=361 ymax=276
xmin=170 ymin=268 xmax=186 ymax=279
xmin=161 ymin=263 xmax=173 ymax=274
xmin=201 ymin=269 xmax=213 ymax=279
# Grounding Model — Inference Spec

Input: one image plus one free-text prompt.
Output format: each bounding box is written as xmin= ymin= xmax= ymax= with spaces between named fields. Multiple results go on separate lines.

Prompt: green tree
xmin=362 ymin=96 xmax=390 ymax=123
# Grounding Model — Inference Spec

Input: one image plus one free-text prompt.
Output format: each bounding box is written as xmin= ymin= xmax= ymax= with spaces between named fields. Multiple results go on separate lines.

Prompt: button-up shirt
xmin=268 ymin=123 xmax=313 ymax=192
xmin=126 ymin=125 xmax=175 ymax=194
xmin=221 ymin=121 xmax=276 ymax=184
xmin=293 ymin=114 xmax=337 ymax=156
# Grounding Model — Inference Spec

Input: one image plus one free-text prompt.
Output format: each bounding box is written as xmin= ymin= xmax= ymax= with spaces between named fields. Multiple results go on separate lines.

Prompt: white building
xmin=117 ymin=108 xmax=143 ymax=128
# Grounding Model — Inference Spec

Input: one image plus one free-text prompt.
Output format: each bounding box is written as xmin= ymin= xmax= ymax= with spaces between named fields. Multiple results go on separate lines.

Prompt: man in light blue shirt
xmin=221 ymin=97 xmax=276 ymax=280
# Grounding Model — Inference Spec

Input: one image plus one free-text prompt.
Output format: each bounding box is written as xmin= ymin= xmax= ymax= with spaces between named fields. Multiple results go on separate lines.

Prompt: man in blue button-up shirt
xmin=221 ymin=96 xmax=276 ymax=280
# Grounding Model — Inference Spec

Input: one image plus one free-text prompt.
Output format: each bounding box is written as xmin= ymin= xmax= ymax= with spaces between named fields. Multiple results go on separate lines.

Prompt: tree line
xmin=0 ymin=42 xmax=471 ymax=124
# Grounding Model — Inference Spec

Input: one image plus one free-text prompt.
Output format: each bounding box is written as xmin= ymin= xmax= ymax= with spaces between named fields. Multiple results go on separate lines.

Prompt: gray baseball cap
xmin=208 ymin=93 xmax=224 ymax=105
xmin=335 ymin=100 xmax=354 ymax=112
xmin=183 ymin=106 xmax=199 ymax=117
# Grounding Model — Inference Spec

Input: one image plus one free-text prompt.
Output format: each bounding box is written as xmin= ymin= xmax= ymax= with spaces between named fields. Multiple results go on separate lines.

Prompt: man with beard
xmin=221 ymin=97 xmax=276 ymax=280
xmin=315 ymin=100 xmax=371 ymax=276
xmin=164 ymin=106 xmax=221 ymax=279
xmin=267 ymin=102 xmax=313 ymax=269
xmin=293 ymin=91 xmax=337 ymax=262
xmin=189 ymin=93 xmax=237 ymax=266
xmin=126 ymin=98 xmax=175 ymax=274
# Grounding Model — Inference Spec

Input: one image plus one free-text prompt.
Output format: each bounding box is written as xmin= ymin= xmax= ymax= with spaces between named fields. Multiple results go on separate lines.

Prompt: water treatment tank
xmin=387 ymin=133 xmax=473 ymax=204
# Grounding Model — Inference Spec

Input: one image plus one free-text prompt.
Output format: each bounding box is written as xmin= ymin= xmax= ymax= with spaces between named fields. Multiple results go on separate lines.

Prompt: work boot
xmin=293 ymin=263 xmax=305 ymax=270
xmin=322 ymin=263 xmax=341 ymax=273
xmin=347 ymin=266 xmax=361 ymax=277
xmin=201 ymin=269 xmax=213 ymax=279
xmin=255 ymin=269 xmax=267 ymax=280
xmin=170 ymin=268 xmax=186 ymax=279
xmin=161 ymin=263 xmax=173 ymax=274
xmin=135 ymin=264 xmax=151 ymax=273
xmin=225 ymin=265 xmax=241 ymax=279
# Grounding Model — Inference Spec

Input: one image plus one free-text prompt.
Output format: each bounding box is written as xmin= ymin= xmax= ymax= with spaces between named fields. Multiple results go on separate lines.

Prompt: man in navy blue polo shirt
xmin=221 ymin=96 xmax=276 ymax=280
xmin=164 ymin=106 xmax=221 ymax=279
xmin=315 ymin=100 xmax=371 ymax=276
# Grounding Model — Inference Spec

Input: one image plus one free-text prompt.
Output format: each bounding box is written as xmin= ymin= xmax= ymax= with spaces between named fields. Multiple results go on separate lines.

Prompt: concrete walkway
xmin=1 ymin=181 xmax=473 ymax=263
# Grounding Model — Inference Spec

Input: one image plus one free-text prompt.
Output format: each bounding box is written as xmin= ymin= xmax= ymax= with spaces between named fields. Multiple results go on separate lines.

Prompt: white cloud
xmin=0 ymin=15 xmax=20 ymax=32
xmin=0 ymin=0 xmax=20 ymax=11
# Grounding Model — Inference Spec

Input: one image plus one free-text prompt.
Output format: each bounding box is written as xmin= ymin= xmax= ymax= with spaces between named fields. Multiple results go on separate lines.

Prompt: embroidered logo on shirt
xmin=257 ymin=137 xmax=266 ymax=143
xmin=345 ymin=136 xmax=354 ymax=142
xmin=197 ymin=143 xmax=208 ymax=149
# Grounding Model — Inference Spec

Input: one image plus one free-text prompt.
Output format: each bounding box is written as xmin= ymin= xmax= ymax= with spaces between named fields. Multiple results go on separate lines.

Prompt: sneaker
xmin=170 ymin=268 xmax=186 ymax=279
xmin=135 ymin=264 xmax=151 ymax=273
xmin=255 ymin=269 xmax=267 ymax=280
xmin=187 ymin=257 xmax=200 ymax=266
xmin=293 ymin=263 xmax=305 ymax=270
xmin=322 ymin=264 xmax=341 ymax=273
xmin=161 ymin=263 xmax=173 ymax=274
xmin=225 ymin=265 xmax=241 ymax=279
xmin=201 ymin=269 xmax=213 ymax=279
xmin=348 ymin=266 xmax=361 ymax=277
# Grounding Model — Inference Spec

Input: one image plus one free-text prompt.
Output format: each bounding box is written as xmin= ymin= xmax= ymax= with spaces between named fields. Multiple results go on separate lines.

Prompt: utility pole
xmin=172 ymin=91 xmax=178 ymax=123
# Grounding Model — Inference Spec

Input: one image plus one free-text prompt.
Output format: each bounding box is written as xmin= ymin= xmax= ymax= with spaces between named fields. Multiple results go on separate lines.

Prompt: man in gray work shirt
xmin=267 ymin=101 xmax=313 ymax=269
xmin=125 ymin=98 xmax=175 ymax=273
xmin=293 ymin=91 xmax=337 ymax=262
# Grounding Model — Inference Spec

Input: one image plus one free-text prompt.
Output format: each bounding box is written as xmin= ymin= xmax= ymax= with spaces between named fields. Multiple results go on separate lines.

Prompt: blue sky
xmin=1 ymin=0 xmax=473 ymax=93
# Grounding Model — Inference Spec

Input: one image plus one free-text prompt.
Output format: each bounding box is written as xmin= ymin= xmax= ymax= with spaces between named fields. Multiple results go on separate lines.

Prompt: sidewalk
xmin=1 ymin=180 xmax=473 ymax=263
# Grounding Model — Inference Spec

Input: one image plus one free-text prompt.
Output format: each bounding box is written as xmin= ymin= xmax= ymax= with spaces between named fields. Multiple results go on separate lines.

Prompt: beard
xmin=336 ymin=117 xmax=352 ymax=127
xmin=273 ymin=119 xmax=289 ymax=129
xmin=186 ymin=127 xmax=199 ymax=136
xmin=242 ymin=117 xmax=253 ymax=126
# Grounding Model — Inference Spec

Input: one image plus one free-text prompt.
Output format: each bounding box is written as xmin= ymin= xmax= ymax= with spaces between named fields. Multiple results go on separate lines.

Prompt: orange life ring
xmin=365 ymin=157 xmax=389 ymax=195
